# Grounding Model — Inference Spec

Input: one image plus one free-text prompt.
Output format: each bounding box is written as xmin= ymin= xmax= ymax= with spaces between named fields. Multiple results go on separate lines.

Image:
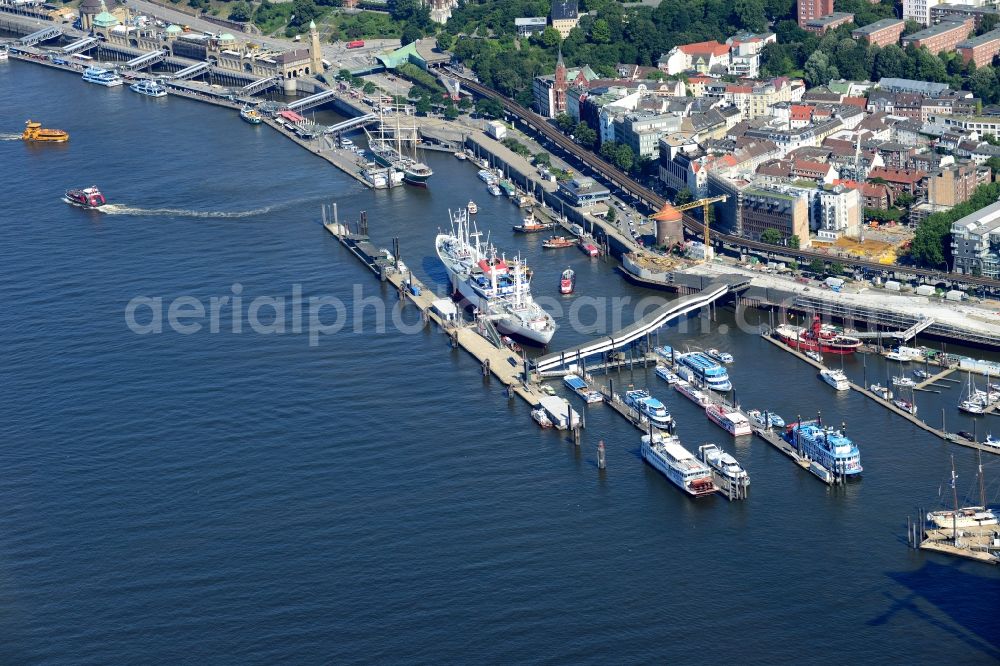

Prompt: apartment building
xmin=956 ymin=28 xmax=1000 ymax=67
xmin=951 ymin=199 xmax=1000 ymax=276
xmin=798 ymin=0 xmax=834 ymax=28
xmin=851 ymin=18 xmax=905 ymax=47
xmin=900 ymin=19 xmax=974 ymax=55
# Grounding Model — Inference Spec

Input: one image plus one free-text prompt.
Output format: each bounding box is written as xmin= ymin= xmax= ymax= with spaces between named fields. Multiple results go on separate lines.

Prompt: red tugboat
xmin=774 ymin=314 xmax=861 ymax=355
xmin=65 ymin=185 xmax=106 ymax=208
xmin=559 ymin=268 xmax=575 ymax=295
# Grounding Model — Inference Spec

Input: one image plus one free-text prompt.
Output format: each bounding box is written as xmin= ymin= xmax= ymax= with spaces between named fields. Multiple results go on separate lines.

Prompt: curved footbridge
xmin=533 ymin=276 xmax=746 ymax=377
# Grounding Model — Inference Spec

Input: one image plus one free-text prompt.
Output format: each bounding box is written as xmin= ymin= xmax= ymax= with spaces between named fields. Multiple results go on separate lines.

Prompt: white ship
xmin=82 ymin=67 xmax=123 ymax=87
xmin=436 ymin=208 xmax=556 ymax=345
xmin=698 ymin=443 xmax=750 ymax=488
xmin=820 ymin=368 xmax=850 ymax=391
xmin=641 ymin=433 xmax=716 ymax=497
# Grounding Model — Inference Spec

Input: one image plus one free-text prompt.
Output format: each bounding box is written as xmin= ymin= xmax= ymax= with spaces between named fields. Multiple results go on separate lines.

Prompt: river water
xmin=1 ymin=60 xmax=999 ymax=663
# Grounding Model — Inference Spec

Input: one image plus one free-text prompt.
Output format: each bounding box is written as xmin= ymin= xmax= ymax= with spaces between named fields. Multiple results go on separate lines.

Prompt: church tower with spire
xmin=553 ymin=48 xmax=568 ymax=114
xmin=309 ymin=20 xmax=323 ymax=76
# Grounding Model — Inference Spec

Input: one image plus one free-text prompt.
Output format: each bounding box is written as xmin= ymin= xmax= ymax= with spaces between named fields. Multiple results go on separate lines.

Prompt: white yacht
xmin=436 ymin=208 xmax=556 ymax=345
xmin=82 ymin=67 xmax=123 ymax=87
xmin=130 ymin=79 xmax=167 ymax=97
xmin=641 ymin=434 xmax=716 ymax=497
xmin=624 ymin=389 xmax=673 ymax=429
xmin=820 ymin=369 xmax=850 ymax=391
xmin=698 ymin=443 xmax=750 ymax=488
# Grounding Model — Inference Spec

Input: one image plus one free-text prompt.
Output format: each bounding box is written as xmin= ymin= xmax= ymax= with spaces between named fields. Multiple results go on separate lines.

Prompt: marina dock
xmin=912 ymin=524 xmax=1000 ymax=566
xmin=761 ymin=333 xmax=1000 ymax=455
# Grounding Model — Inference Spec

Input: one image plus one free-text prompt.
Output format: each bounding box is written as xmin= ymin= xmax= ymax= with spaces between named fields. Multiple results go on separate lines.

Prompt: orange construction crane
xmin=672 ymin=195 xmax=728 ymax=251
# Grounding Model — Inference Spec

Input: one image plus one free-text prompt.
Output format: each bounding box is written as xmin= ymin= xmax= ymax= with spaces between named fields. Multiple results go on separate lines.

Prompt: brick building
xmin=851 ymin=18 xmax=905 ymax=47
xmin=900 ymin=19 xmax=974 ymax=55
xmin=798 ymin=0 xmax=834 ymax=28
xmin=956 ymin=28 xmax=1000 ymax=67
xmin=803 ymin=12 xmax=854 ymax=34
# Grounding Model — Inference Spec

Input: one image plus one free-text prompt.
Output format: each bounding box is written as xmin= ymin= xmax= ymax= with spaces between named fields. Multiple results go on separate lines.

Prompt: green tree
xmin=808 ymin=258 xmax=826 ymax=274
xmin=338 ymin=68 xmax=351 ymax=80
xmin=804 ymin=51 xmax=838 ymax=87
xmin=436 ymin=32 xmax=454 ymax=51
xmin=675 ymin=188 xmax=694 ymax=206
xmin=987 ymin=156 xmax=1000 ymax=177
xmin=541 ymin=26 xmax=561 ymax=48
xmin=760 ymin=228 xmax=783 ymax=245
xmin=401 ymin=23 xmax=422 ymax=45
xmin=534 ymin=152 xmax=551 ymax=166
xmin=229 ymin=0 xmax=252 ymax=22
xmin=474 ymin=97 xmax=503 ymax=118
xmin=735 ymin=0 xmax=767 ymax=33
xmin=362 ymin=81 xmax=377 ymax=94
xmin=591 ymin=18 xmax=611 ymax=44
xmin=415 ymin=97 xmax=431 ymax=114
xmin=289 ymin=0 xmax=318 ymax=29
xmin=458 ymin=97 xmax=472 ymax=110
xmin=895 ymin=192 xmax=915 ymax=209
xmin=444 ymin=105 xmax=459 ymax=120
xmin=574 ymin=121 xmax=596 ymax=148
xmin=555 ymin=113 xmax=575 ymax=133
xmin=788 ymin=234 xmax=800 ymax=249
xmin=606 ymin=206 xmax=616 ymax=223
xmin=829 ymin=262 xmax=845 ymax=276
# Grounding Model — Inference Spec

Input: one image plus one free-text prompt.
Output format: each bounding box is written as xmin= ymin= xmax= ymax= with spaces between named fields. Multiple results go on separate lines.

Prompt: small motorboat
xmin=893 ymin=399 xmax=917 ymax=415
xmin=559 ymin=268 xmax=575 ymax=295
xmin=706 ymin=348 xmax=734 ymax=364
xmin=65 ymin=185 xmax=106 ymax=208
xmin=542 ymin=236 xmax=574 ymax=249
xmin=501 ymin=335 xmax=522 ymax=354
xmin=487 ymin=183 xmax=501 ymax=196
xmin=540 ymin=384 xmax=557 ymax=396
xmin=454 ymin=151 xmax=468 ymax=160
xmin=913 ymin=369 xmax=930 ymax=379
xmin=747 ymin=409 xmax=785 ymax=428
xmin=467 ymin=200 xmax=478 ymax=215
xmin=870 ymin=383 xmax=893 ymax=400
xmin=655 ymin=365 xmax=679 ymax=384
xmin=531 ymin=407 xmax=553 ymax=429
xmin=22 ymin=120 xmax=68 ymax=142
xmin=804 ymin=350 xmax=824 ymax=363
xmin=892 ymin=376 xmax=916 ymax=388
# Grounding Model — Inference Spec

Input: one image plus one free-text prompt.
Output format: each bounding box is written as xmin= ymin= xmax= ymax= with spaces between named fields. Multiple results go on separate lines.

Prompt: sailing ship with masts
xmin=926 ymin=452 xmax=997 ymax=529
xmin=365 ymin=102 xmax=433 ymax=186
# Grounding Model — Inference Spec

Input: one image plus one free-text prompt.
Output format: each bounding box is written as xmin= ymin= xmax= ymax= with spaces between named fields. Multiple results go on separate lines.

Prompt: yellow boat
xmin=22 ymin=119 xmax=69 ymax=142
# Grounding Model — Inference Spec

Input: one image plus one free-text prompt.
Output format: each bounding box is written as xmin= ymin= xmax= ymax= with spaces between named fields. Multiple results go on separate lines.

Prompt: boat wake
xmin=94 ymin=203 xmax=276 ymax=218
xmin=0 ymin=133 xmax=23 ymax=141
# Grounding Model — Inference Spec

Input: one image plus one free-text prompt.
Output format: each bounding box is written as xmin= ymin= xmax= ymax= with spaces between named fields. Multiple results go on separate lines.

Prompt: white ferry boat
xmin=706 ymin=348 xmax=734 ymax=364
xmin=82 ymin=67 xmax=123 ymax=87
xmin=477 ymin=169 xmax=497 ymax=183
xmin=820 ymin=368 xmax=850 ymax=391
xmin=705 ymin=403 xmax=752 ymax=436
xmin=674 ymin=380 xmax=710 ymax=408
xmin=129 ymin=79 xmax=167 ymax=97
xmin=698 ymin=443 xmax=750 ymax=488
xmin=563 ymin=374 xmax=603 ymax=404
xmin=624 ymin=389 xmax=673 ymax=429
xmin=641 ymin=433 xmax=716 ymax=497
xmin=655 ymin=365 xmax=678 ymax=384
xmin=436 ymin=208 xmax=556 ymax=345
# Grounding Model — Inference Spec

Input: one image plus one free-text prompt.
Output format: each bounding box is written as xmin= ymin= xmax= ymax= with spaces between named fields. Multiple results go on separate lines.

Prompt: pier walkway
xmin=533 ymin=282 xmax=730 ymax=375
xmin=762 ymin=333 xmax=999 ymax=455
xmin=240 ymin=76 xmax=279 ymax=96
xmin=61 ymin=36 xmax=98 ymax=54
xmin=123 ymin=49 xmax=166 ymax=71
xmin=17 ymin=25 xmax=60 ymax=46
xmin=286 ymin=89 xmax=338 ymax=112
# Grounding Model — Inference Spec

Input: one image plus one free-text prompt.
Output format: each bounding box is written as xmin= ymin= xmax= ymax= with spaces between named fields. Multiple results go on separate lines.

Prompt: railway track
xmin=454 ymin=74 xmax=1000 ymax=291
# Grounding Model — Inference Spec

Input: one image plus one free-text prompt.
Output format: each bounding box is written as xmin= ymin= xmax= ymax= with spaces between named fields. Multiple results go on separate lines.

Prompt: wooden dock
xmin=914 ymin=367 xmax=956 ymax=390
xmin=919 ymin=526 xmax=999 ymax=566
xmin=762 ymin=333 xmax=1000 ymax=456
xmin=324 ymin=221 xmax=555 ymax=416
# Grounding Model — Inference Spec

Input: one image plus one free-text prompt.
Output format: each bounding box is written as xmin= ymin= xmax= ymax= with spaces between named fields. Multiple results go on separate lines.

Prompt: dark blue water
xmin=2 ymin=60 xmax=999 ymax=664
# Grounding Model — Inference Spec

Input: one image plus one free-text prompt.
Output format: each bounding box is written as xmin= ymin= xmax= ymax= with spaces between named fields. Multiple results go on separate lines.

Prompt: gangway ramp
xmin=172 ymin=61 xmax=210 ymax=80
xmin=533 ymin=282 xmax=730 ymax=375
xmin=124 ymin=50 xmax=165 ymax=70
xmin=854 ymin=317 xmax=936 ymax=341
xmin=18 ymin=26 xmax=61 ymax=46
xmin=286 ymin=88 xmax=337 ymax=112
xmin=324 ymin=113 xmax=377 ymax=134
xmin=240 ymin=76 xmax=279 ymax=96
xmin=62 ymin=36 xmax=99 ymax=54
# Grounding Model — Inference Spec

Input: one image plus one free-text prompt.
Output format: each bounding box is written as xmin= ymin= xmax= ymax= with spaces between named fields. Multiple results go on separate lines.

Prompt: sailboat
xmin=959 ymin=371 xmax=985 ymax=415
xmin=926 ymin=453 xmax=997 ymax=529
xmin=365 ymin=102 xmax=433 ymax=186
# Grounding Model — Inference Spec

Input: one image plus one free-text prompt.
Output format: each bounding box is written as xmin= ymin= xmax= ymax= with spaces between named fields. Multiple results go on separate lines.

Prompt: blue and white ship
xmin=563 ymin=373 xmax=603 ymax=404
xmin=624 ymin=389 xmax=673 ymax=429
xmin=130 ymin=79 xmax=167 ymax=97
xmin=677 ymin=351 xmax=732 ymax=392
xmin=82 ymin=67 xmax=123 ymax=87
xmin=783 ymin=420 xmax=862 ymax=477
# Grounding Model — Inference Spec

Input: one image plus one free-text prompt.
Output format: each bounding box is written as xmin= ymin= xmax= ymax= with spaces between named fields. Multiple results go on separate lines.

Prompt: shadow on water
xmin=875 ymin=559 xmax=1000 ymax=659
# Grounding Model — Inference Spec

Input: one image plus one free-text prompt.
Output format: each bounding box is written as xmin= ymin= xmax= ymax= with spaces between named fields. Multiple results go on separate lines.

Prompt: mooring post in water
xmin=483 ymin=358 xmax=490 ymax=378
xmin=597 ymin=440 xmax=606 ymax=470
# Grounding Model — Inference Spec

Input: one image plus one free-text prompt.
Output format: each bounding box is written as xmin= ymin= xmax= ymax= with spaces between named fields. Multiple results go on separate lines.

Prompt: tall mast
xmin=951 ymin=455 xmax=959 ymax=542
xmin=978 ymin=447 xmax=986 ymax=508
